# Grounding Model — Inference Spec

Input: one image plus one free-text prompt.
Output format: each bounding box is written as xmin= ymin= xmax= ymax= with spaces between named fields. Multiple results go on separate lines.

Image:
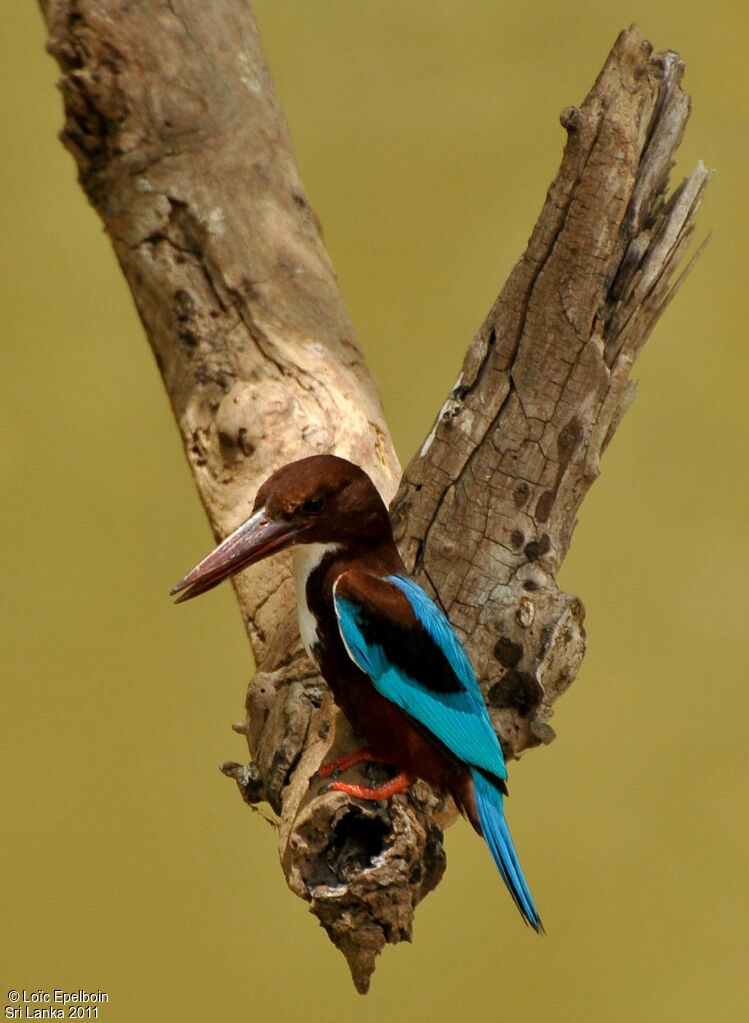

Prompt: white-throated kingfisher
xmin=171 ymin=454 xmax=543 ymax=931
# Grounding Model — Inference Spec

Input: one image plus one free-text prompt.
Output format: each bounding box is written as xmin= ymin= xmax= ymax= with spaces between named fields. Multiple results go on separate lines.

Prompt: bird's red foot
xmin=317 ymin=746 xmax=385 ymax=778
xmin=330 ymin=773 xmax=413 ymax=800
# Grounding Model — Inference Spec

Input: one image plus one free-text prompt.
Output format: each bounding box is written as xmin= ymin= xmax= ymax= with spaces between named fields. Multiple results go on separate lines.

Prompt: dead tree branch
xmin=391 ymin=36 xmax=710 ymax=762
xmin=40 ymin=0 xmax=709 ymax=993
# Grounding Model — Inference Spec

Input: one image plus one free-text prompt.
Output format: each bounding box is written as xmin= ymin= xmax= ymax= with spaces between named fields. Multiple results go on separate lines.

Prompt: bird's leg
xmin=319 ymin=747 xmax=413 ymax=798
xmin=330 ymin=773 xmax=413 ymax=800
xmin=317 ymin=746 xmax=385 ymax=778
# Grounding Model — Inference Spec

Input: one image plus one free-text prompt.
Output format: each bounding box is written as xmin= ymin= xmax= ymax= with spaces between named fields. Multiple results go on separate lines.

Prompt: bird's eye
xmin=302 ymin=496 xmax=325 ymax=516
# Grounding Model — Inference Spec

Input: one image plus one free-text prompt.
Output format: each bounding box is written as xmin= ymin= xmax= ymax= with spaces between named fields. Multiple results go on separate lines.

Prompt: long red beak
xmin=170 ymin=508 xmax=302 ymax=603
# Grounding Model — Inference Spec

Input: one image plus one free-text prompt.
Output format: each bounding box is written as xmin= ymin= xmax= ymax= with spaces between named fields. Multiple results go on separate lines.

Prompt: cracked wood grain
xmin=392 ymin=32 xmax=710 ymax=763
xmin=39 ymin=1 xmax=709 ymax=994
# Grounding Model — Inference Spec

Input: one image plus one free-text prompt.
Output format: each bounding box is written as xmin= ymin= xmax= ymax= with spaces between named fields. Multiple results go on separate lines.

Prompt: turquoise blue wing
xmin=333 ymin=571 xmax=507 ymax=781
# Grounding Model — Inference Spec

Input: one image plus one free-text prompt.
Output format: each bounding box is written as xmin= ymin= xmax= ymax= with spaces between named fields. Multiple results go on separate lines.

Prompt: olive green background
xmin=2 ymin=2 xmax=747 ymax=1021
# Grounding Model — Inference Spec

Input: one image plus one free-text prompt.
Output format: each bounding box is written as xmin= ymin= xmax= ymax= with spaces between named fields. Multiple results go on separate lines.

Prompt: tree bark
xmin=40 ymin=1 xmax=709 ymax=994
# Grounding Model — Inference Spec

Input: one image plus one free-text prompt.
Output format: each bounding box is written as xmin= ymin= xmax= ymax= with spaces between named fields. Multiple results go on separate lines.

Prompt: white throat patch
xmin=292 ymin=543 xmax=340 ymax=666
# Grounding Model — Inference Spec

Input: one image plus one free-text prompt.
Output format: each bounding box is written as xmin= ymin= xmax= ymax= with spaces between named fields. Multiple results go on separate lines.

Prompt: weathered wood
xmin=40 ymin=2 xmax=709 ymax=993
xmin=391 ymin=34 xmax=710 ymax=765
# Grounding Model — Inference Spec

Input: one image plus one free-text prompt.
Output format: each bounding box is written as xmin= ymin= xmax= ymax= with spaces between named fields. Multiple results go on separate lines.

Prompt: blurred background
xmin=2 ymin=1 xmax=747 ymax=1020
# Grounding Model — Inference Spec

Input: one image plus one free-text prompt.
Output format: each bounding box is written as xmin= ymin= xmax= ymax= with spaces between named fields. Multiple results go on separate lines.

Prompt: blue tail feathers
xmin=471 ymin=769 xmax=544 ymax=933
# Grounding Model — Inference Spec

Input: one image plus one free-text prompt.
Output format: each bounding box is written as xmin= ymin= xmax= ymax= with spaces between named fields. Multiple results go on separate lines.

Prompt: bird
xmin=171 ymin=454 xmax=543 ymax=931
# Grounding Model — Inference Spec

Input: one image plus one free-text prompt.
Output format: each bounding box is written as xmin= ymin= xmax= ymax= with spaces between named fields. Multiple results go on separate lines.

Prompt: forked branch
xmin=40 ymin=1 xmax=709 ymax=993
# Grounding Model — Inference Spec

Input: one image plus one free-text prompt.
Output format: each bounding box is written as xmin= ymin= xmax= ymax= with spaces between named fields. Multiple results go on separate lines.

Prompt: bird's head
xmin=170 ymin=454 xmax=392 ymax=602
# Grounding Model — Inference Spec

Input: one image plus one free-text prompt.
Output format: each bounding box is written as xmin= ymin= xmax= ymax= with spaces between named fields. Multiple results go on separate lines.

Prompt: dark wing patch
xmin=350 ymin=593 xmax=465 ymax=695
